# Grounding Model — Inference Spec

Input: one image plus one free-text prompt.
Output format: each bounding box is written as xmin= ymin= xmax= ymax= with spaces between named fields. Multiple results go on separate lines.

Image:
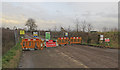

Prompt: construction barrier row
xmin=70 ymin=37 xmax=82 ymax=45
xmin=57 ymin=37 xmax=69 ymax=45
xmin=57 ymin=37 xmax=82 ymax=45
xmin=20 ymin=38 xmax=45 ymax=50
xmin=21 ymin=37 xmax=82 ymax=50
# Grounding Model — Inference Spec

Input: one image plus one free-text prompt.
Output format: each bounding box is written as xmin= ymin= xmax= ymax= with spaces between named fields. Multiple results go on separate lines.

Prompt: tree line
xmin=23 ymin=18 xmax=118 ymax=32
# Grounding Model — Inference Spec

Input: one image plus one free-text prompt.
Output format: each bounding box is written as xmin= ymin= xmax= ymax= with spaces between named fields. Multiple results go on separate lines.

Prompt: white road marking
xmin=55 ymin=50 xmax=88 ymax=68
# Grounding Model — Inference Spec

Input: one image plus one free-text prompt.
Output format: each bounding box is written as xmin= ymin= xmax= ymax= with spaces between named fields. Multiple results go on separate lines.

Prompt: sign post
xmin=33 ymin=32 xmax=38 ymax=38
xmin=20 ymin=30 xmax=25 ymax=35
xmin=65 ymin=32 xmax=68 ymax=37
xmin=20 ymin=30 xmax=25 ymax=38
xmin=100 ymin=35 xmax=104 ymax=41
xmin=45 ymin=32 xmax=50 ymax=40
xmin=105 ymin=38 xmax=110 ymax=47
xmin=46 ymin=40 xmax=56 ymax=48
xmin=99 ymin=35 xmax=104 ymax=44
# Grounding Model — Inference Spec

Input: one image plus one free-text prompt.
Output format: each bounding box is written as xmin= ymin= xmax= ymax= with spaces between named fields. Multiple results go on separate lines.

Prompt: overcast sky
xmin=1 ymin=2 xmax=118 ymax=31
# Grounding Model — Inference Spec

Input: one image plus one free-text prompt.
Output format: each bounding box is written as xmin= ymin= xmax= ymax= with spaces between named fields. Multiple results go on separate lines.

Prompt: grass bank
xmin=2 ymin=38 xmax=22 ymax=68
xmin=98 ymin=32 xmax=118 ymax=49
xmin=40 ymin=32 xmax=118 ymax=49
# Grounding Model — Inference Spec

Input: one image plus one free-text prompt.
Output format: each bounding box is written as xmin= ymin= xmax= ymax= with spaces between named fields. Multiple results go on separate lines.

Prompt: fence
xmin=2 ymin=28 xmax=20 ymax=55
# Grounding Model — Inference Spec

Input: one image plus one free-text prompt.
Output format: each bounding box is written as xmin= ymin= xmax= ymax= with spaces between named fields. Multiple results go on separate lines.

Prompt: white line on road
xmin=55 ymin=50 xmax=88 ymax=68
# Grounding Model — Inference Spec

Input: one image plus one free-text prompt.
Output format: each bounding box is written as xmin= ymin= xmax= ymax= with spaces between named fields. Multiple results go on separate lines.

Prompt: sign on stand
xmin=45 ymin=32 xmax=50 ymax=40
xmin=105 ymin=38 xmax=110 ymax=42
xmin=100 ymin=35 xmax=104 ymax=41
xmin=20 ymin=30 xmax=25 ymax=35
xmin=105 ymin=38 xmax=110 ymax=47
xmin=33 ymin=32 xmax=38 ymax=38
xmin=46 ymin=40 xmax=56 ymax=47
xmin=20 ymin=30 xmax=25 ymax=38
xmin=65 ymin=32 xmax=68 ymax=37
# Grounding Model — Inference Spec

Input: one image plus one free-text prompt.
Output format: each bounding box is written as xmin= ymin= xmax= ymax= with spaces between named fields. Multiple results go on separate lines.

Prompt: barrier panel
xmin=46 ymin=40 xmax=56 ymax=48
xmin=57 ymin=37 xmax=69 ymax=45
xmin=70 ymin=37 xmax=82 ymax=45
xmin=21 ymin=38 xmax=45 ymax=50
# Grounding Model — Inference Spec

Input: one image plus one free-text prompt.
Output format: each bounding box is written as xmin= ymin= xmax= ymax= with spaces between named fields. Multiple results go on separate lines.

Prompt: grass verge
xmin=81 ymin=42 xmax=118 ymax=49
xmin=2 ymin=38 xmax=22 ymax=68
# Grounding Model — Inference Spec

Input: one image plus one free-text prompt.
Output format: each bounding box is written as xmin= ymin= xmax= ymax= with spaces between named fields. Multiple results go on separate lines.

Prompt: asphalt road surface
xmin=19 ymin=35 xmax=118 ymax=68
xmin=19 ymin=45 xmax=118 ymax=68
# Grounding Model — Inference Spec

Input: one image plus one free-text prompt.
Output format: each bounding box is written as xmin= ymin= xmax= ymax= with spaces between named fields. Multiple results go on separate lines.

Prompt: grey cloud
xmin=96 ymin=12 xmax=117 ymax=18
xmin=1 ymin=2 xmax=118 ymax=31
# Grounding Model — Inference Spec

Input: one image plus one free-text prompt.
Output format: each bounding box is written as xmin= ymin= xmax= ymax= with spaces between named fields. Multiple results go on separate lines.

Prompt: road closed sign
xmin=46 ymin=40 xmax=56 ymax=47
xmin=105 ymin=38 xmax=110 ymax=42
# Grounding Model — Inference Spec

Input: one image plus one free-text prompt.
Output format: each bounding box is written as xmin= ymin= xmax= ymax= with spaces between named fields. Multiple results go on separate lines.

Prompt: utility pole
xmin=75 ymin=16 xmax=79 ymax=32
xmin=13 ymin=26 xmax=17 ymax=44
xmin=76 ymin=18 xmax=79 ymax=32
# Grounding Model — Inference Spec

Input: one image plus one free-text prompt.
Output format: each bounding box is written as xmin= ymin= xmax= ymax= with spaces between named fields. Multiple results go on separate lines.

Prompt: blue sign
xmin=65 ymin=32 xmax=68 ymax=36
xmin=34 ymin=36 xmax=37 ymax=37
xmin=33 ymin=32 xmax=38 ymax=38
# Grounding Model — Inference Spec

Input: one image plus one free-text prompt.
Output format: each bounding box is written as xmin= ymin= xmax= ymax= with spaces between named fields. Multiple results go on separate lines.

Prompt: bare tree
xmin=13 ymin=26 xmax=17 ymax=30
xmin=54 ymin=25 xmax=57 ymax=31
xmin=113 ymin=27 xmax=118 ymax=32
xmin=87 ymin=23 xmax=93 ymax=32
xmin=68 ymin=25 xmax=71 ymax=32
xmin=60 ymin=27 xmax=66 ymax=37
xmin=74 ymin=17 xmax=80 ymax=32
xmin=81 ymin=20 xmax=87 ymax=32
xmin=25 ymin=18 xmax=37 ymax=31
xmin=102 ymin=26 xmax=108 ymax=32
xmin=110 ymin=27 xmax=118 ymax=32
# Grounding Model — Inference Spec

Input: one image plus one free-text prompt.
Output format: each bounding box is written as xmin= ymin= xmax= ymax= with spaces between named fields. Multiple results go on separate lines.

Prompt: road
xmin=18 ymin=35 xmax=118 ymax=68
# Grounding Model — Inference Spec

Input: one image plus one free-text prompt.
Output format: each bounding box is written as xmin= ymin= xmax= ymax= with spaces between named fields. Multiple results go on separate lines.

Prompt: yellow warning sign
xmin=20 ymin=30 xmax=25 ymax=35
